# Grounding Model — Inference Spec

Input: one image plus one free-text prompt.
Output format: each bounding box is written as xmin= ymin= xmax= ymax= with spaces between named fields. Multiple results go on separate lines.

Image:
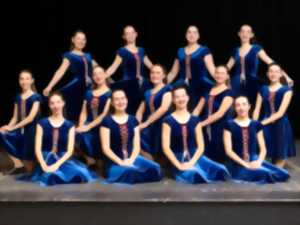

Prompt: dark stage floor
xmin=0 ymin=142 xmax=299 ymax=225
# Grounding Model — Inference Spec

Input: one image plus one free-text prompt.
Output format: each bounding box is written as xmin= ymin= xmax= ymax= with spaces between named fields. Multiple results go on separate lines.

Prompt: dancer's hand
xmin=76 ymin=125 xmax=90 ymax=133
xmin=43 ymin=86 xmax=52 ymax=97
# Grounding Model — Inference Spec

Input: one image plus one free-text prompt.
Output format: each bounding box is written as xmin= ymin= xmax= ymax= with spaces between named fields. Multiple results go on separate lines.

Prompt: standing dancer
xmin=43 ymin=30 xmax=99 ymax=122
xmin=106 ymin=25 xmax=153 ymax=114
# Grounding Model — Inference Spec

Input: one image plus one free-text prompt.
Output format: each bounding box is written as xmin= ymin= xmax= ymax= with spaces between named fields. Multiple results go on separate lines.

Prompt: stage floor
xmin=0 ymin=144 xmax=299 ymax=203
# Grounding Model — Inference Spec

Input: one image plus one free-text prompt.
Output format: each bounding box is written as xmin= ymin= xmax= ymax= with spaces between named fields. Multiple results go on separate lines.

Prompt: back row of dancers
xmin=0 ymin=24 xmax=295 ymax=186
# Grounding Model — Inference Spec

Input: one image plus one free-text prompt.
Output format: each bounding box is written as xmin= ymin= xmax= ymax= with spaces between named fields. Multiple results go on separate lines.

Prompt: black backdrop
xmin=1 ymin=0 xmax=299 ymax=135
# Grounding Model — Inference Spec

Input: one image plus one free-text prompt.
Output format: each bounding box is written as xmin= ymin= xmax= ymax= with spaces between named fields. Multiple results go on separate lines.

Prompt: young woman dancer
xmin=162 ymin=85 xmax=229 ymax=184
xmin=253 ymin=63 xmax=295 ymax=168
xmin=100 ymin=89 xmax=162 ymax=184
xmin=223 ymin=96 xmax=289 ymax=183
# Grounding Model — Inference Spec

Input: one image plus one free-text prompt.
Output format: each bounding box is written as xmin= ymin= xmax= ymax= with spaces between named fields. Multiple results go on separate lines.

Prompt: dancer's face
xmin=234 ymin=96 xmax=250 ymax=118
xmin=173 ymin=88 xmax=189 ymax=110
xmin=72 ymin=32 xmax=87 ymax=50
xmin=19 ymin=71 xmax=34 ymax=91
xmin=150 ymin=65 xmax=165 ymax=85
xmin=267 ymin=65 xmax=282 ymax=83
xmin=92 ymin=67 xmax=106 ymax=86
xmin=49 ymin=95 xmax=65 ymax=115
xmin=238 ymin=25 xmax=254 ymax=43
xmin=214 ymin=66 xmax=229 ymax=85
xmin=123 ymin=26 xmax=137 ymax=44
xmin=112 ymin=90 xmax=128 ymax=112
xmin=186 ymin=26 xmax=200 ymax=44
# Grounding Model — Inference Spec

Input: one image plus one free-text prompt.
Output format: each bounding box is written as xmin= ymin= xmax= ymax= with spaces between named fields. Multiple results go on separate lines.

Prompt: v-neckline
xmin=238 ymin=45 xmax=254 ymax=58
xmin=124 ymin=47 xmax=139 ymax=55
xmin=171 ymin=113 xmax=191 ymax=125
xmin=184 ymin=45 xmax=201 ymax=56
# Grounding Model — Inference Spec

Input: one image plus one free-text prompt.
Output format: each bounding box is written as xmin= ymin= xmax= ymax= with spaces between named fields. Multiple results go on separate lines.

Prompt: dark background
xmin=1 ymin=0 xmax=299 ymax=135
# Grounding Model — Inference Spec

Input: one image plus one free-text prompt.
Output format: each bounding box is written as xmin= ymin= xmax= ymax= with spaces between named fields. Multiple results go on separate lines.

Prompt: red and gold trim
xmin=185 ymin=55 xmax=192 ymax=80
xmin=133 ymin=53 xmax=142 ymax=80
xmin=51 ymin=128 xmax=59 ymax=154
xmin=181 ymin=124 xmax=191 ymax=162
xmin=268 ymin=91 xmax=276 ymax=114
xmin=241 ymin=127 xmax=250 ymax=162
xmin=119 ymin=123 xmax=129 ymax=159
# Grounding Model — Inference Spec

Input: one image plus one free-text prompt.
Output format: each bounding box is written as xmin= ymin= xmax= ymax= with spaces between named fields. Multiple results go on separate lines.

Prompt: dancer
xmin=43 ymin=30 xmax=99 ymax=121
xmin=253 ymin=63 xmax=295 ymax=168
xmin=167 ymin=25 xmax=215 ymax=107
xmin=100 ymin=89 xmax=162 ymax=184
xmin=162 ymin=85 xmax=229 ymax=184
xmin=193 ymin=65 xmax=233 ymax=162
xmin=0 ymin=70 xmax=41 ymax=174
xmin=136 ymin=64 xmax=172 ymax=159
xmin=223 ymin=95 xmax=289 ymax=183
xmin=226 ymin=24 xmax=293 ymax=103
xmin=106 ymin=25 xmax=153 ymax=114
xmin=25 ymin=92 xmax=97 ymax=186
xmin=76 ymin=66 xmax=111 ymax=167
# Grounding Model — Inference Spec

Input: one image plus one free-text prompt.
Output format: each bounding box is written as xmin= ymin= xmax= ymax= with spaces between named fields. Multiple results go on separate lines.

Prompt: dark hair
xmin=48 ymin=91 xmax=65 ymax=102
xmin=19 ymin=69 xmax=37 ymax=92
xmin=70 ymin=29 xmax=86 ymax=50
xmin=109 ymin=89 xmax=128 ymax=114
xmin=150 ymin=64 xmax=168 ymax=84
xmin=171 ymin=84 xmax=189 ymax=96
xmin=91 ymin=66 xmax=107 ymax=90
xmin=234 ymin=95 xmax=249 ymax=103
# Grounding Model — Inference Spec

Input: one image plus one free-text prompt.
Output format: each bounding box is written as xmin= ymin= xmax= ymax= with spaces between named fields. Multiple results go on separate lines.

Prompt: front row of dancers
xmin=0 ymin=63 xmax=295 ymax=186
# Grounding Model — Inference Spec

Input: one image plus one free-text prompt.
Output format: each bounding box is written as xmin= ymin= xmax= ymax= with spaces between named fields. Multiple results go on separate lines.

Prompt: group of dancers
xmin=0 ymin=24 xmax=296 ymax=186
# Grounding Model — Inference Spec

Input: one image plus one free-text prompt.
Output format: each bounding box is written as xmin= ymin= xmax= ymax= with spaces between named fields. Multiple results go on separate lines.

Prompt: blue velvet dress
xmin=60 ymin=52 xmax=93 ymax=122
xmin=173 ymin=46 xmax=214 ymax=107
xmin=140 ymin=85 xmax=171 ymax=155
xmin=224 ymin=119 xmax=289 ymax=183
xmin=259 ymin=85 xmax=296 ymax=161
xmin=163 ymin=115 xmax=230 ymax=184
xmin=0 ymin=93 xmax=41 ymax=160
xmin=201 ymin=89 xmax=233 ymax=162
xmin=76 ymin=89 xmax=111 ymax=159
xmin=25 ymin=118 xmax=97 ymax=186
xmin=230 ymin=44 xmax=264 ymax=103
xmin=101 ymin=115 xmax=162 ymax=184
xmin=111 ymin=47 xmax=151 ymax=114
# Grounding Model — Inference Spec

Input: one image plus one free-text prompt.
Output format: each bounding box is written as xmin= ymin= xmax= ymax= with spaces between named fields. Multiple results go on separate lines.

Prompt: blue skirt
xmin=227 ymin=159 xmax=289 ymax=184
xmin=263 ymin=117 xmax=296 ymax=161
xmin=172 ymin=155 xmax=230 ymax=184
xmin=106 ymin=156 xmax=162 ymax=184
xmin=0 ymin=128 xmax=35 ymax=161
xmin=22 ymin=151 xmax=98 ymax=186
